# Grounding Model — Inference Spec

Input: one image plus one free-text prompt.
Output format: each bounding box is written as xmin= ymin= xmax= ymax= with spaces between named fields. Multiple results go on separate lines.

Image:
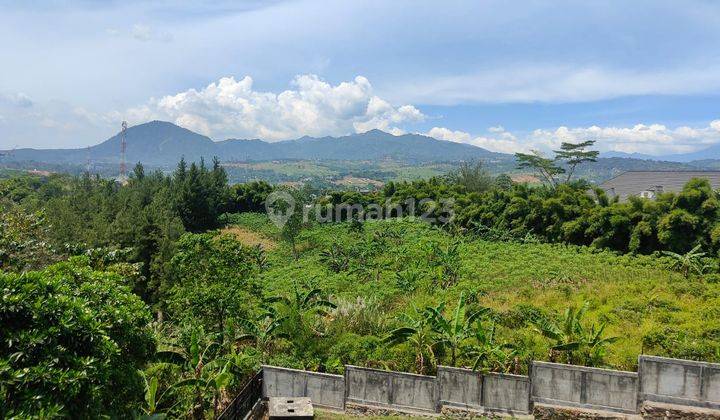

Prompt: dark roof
xmin=599 ymin=171 xmax=720 ymax=200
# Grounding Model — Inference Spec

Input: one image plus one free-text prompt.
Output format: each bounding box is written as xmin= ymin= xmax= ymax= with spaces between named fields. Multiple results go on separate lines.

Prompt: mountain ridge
xmin=3 ymin=121 xmax=503 ymax=166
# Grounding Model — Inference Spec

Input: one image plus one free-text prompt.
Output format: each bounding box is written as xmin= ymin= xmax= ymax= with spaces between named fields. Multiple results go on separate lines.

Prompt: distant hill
xmin=6 ymin=120 xmax=720 ymax=184
xmin=659 ymin=144 xmax=720 ymax=163
xmin=600 ymin=151 xmax=655 ymax=160
xmin=3 ymin=121 xmax=503 ymax=166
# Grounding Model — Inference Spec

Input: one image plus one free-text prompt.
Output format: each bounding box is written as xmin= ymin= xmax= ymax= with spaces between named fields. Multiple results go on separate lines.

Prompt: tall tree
xmin=515 ymin=151 xmax=564 ymax=187
xmin=554 ymin=140 xmax=599 ymax=183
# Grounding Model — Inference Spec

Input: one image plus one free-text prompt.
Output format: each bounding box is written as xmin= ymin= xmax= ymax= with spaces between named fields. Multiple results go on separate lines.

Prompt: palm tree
xmin=532 ymin=301 xmax=617 ymax=366
xmin=662 ymin=244 xmax=707 ymax=278
xmin=383 ymin=306 xmax=436 ymax=374
xmin=426 ymin=292 xmax=488 ymax=366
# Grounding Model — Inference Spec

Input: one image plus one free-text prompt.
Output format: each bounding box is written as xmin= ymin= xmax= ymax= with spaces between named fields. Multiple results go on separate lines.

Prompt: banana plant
xmin=662 ymin=244 xmax=707 ymax=278
xmin=383 ymin=305 xmax=436 ymax=374
xmin=269 ymin=282 xmax=336 ymax=339
xmin=136 ymin=371 xmax=171 ymax=420
xmin=236 ymin=306 xmax=289 ymax=356
xmin=425 ymin=292 xmax=489 ymax=366
xmin=465 ymin=321 xmax=516 ymax=373
xmin=532 ymin=301 xmax=617 ymax=366
xmin=155 ymin=329 xmax=235 ymax=419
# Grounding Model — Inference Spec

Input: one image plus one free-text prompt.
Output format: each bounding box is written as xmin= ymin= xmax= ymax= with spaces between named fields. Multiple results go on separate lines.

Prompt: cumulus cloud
xmin=126 ymin=75 xmax=425 ymax=140
xmin=427 ymin=121 xmax=720 ymax=156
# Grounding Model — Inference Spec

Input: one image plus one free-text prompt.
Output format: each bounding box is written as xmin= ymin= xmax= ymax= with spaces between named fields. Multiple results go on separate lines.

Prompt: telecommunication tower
xmin=120 ymin=121 xmax=128 ymax=179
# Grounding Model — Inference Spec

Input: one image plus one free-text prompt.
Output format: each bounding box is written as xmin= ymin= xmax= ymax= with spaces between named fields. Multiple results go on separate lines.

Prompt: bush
xmin=0 ymin=258 xmax=156 ymax=418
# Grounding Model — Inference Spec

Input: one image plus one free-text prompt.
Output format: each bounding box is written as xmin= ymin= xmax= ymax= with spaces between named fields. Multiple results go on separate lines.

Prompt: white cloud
xmin=427 ymin=120 xmax=720 ymax=156
xmin=427 ymin=126 xmax=530 ymax=154
xmin=389 ymin=65 xmax=720 ymax=105
xmin=126 ymin=74 xmax=425 ymax=141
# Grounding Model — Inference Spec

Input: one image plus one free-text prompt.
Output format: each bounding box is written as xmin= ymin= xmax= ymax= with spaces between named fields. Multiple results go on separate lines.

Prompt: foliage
xmin=662 ymin=244 xmax=709 ymax=278
xmin=0 ymin=200 xmax=59 ymax=272
xmin=531 ymin=301 xmax=617 ymax=366
xmin=0 ymin=258 xmax=156 ymax=418
xmin=166 ymin=233 xmax=261 ymax=345
xmin=446 ymin=160 xmax=495 ymax=194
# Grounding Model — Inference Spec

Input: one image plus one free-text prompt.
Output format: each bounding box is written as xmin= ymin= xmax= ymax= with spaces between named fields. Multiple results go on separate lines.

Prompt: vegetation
xmin=0 ymin=258 xmax=155 ymax=418
xmin=3 ymin=145 xmax=720 ymax=418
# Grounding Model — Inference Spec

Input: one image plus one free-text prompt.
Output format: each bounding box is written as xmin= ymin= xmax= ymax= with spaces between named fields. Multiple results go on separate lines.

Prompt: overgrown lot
xmin=231 ymin=212 xmax=720 ymax=372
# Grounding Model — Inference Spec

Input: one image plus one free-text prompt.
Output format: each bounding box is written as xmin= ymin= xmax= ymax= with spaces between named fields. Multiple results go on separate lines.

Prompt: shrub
xmin=0 ymin=258 xmax=156 ymax=418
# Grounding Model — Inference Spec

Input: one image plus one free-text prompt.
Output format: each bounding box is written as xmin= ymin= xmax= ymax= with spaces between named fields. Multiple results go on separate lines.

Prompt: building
xmin=599 ymin=171 xmax=720 ymax=201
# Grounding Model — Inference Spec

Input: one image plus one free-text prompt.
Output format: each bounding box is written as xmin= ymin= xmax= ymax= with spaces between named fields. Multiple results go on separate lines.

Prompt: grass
xmin=219 ymin=225 xmax=278 ymax=250
xmin=230 ymin=213 xmax=720 ymax=372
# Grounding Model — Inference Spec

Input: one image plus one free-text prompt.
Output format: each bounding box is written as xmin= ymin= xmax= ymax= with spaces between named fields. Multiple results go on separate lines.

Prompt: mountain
xmin=659 ymin=144 xmax=720 ymax=162
xmin=600 ymin=151 xmax=655 ymax=160
xmin=2 ymin=121 xmax=504 ymax=166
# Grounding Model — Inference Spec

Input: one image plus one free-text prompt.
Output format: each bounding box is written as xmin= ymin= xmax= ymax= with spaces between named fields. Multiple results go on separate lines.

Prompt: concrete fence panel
xmin=531 ymin=361 xmax=638 ymax=414
xmin=437 ymin=366 xmax=483 ymax=409
xmin=345 ymin=365 xmax=438 ymax=412
xmin=483 ymin=372 xmax=532 ymax=413
xmin=639 ymin=355 xmax=720 ymax=410
xmin=262 ymin=365 xmax=345 ymax=410
xmin=436 ymin=366 xmax=531 ymax=414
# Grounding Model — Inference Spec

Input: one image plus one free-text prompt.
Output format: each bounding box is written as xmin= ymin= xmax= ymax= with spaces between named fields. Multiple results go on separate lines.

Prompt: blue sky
xmin=2 ymin=0 xmax=720 ymax=155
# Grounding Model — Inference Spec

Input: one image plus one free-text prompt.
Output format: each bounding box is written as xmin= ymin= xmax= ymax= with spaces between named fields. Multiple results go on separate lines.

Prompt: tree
xmin=515 ymin=151 xmax=564 ymax=187
xmin=662 ymin=244 xmax=708 ymax=278
xmin=384 ymin=306 xmax=436 ymax=374
xmin=271 ymin=188 xmax=309 ymax=260
xmin=0 ymin=201 xmax=59 ymax=271
xmin=231 ymin=181 xmax=273 ymax=213
xmin=447 ymin=161 xmax=495 ymax=193
xmin=554 ymin=140 xmax=599 ymax=183
xmin=0 ymin=258 xmax=156 ymax=418
xmin=167 ymin=233 xmax=260 ymax=346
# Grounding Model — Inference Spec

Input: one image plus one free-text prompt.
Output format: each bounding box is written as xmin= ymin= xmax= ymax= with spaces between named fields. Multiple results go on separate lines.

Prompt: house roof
xmin=599 ymin=170 xmax=720 ymax=200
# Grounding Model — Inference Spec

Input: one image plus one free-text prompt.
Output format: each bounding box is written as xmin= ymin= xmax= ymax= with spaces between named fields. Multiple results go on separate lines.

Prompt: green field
xmin=228 ymin=213 xmax=720 ymax=372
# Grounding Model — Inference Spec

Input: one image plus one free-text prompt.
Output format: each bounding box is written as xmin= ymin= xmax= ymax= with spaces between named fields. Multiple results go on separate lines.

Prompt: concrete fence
xmin=345 ymin=365 xmax=438 ymax=412
xmin=531 ymin=361 xmax=638 ymax=414
xmin=262 ymin=365 xmax=345 ymax=409
xmin=639 ymin=355 xmax=720 ymax=410
xmin=260 ymin=356 xmax=720 ymax=416
xmin=437 ymin=366 xmax=531 ymax=414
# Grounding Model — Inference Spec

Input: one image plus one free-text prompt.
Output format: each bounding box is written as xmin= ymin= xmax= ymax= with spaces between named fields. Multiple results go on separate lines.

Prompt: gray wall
xmin=639 ymin=355 xmax=720 ymax=410
xmin=437 ymin=366 xmax=531 ymax=414
xmin=484 ymin=371 xmax=532 ymax=413
xmin=262 ymin=365 xmax=345 ymax=409
xmin=345 ymin=365 xmax=438 ymax=412
xmin=261 ymin=357 xmax=720 ymax=416
xmin=531 ymin=361 xmax=638 ymax=414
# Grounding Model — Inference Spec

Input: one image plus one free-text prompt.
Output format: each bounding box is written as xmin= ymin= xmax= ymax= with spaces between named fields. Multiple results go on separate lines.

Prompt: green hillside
xmin=226 ymin=213 xmax=720 ymax=372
